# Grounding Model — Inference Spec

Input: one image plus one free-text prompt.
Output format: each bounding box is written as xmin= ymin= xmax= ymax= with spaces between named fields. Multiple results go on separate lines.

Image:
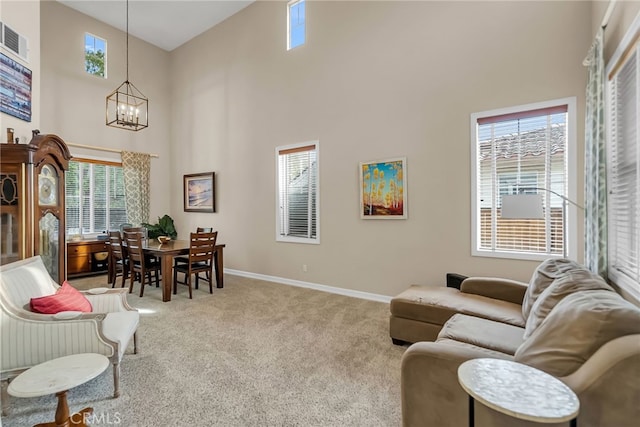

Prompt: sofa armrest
xmin=460 ymin=277 xmax=528 ymax=305
xmin=83 ymin=289 xmax=138 ymax=313
xmin=401 ymin=341 xmax=510 ymax=427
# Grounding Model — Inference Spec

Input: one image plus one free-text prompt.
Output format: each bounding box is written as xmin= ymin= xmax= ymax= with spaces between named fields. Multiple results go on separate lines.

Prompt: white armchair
xmin=0 ymin=256 xmax=139 ymax=402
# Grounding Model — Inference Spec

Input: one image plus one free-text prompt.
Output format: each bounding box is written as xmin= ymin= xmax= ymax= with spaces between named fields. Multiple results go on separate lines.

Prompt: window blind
xmin=65 ymin=159 xmax=126 ymax=235
xmin=608 ymin=43 xmax=639 ymax=292
xmin=476 ymin=105 xmax=568 ymax=255
xmin=277 ymin=143 xmax=318 ymax=242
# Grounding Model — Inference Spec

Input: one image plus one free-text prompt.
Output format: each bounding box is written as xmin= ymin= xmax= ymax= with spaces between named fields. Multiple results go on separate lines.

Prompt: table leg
xmin=469 ymin=395 xmax=474 ymax=427
xmin=159 ymin=254 xmax=173 ymax=302
xmin=215 ymin=246 xmax=224 ymax=288
xmin=34 ymin=389 xmax=93 ymax=427
xmin=570 ymin=418 xmax=577 ymax=427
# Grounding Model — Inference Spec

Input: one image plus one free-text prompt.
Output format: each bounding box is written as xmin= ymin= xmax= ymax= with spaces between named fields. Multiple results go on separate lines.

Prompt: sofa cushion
xmin=30 ymin=281 xmax=93 ymax=314
xmin=102 ymin=311 xmax=140 ymax=358
xmin=524 ymin=269 xmax=614 ymax=339
xmin=522 ymin=258 xmax=585 ymax=319
xmin=437 ymin=314 xmax=525 ymax=355
xmin=391 ymin=285 xmax=525 ymax=328
xmin=515 ymin=290 xmax=640 ymax=377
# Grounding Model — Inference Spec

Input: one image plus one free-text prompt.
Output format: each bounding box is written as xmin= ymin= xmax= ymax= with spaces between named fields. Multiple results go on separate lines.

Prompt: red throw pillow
xmin=30 ymin=281 xmax=93 ymax=314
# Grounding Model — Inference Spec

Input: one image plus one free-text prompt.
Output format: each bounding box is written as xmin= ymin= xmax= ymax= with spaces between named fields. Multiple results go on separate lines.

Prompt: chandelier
xmin=106 ymin=0 xmax=148 ymax=131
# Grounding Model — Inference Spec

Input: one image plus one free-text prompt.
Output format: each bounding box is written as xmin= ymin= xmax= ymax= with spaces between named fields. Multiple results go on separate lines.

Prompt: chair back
xmin=0 ymin=256 xmax=58 ymax=310
xmin=123 ymin=231 xmax=146 ymax=267
xmin=108 ymin=231 xmax=127 ymax=262
xmin=188 ymin=232 xmax=217 ymax=264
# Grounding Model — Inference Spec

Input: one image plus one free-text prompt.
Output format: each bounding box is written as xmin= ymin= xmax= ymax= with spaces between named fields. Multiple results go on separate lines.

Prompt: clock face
xmin=38 ymin=165 xmax=57 ymax=206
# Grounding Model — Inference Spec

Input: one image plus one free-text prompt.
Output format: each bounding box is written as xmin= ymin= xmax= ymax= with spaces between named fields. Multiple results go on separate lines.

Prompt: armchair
xmin=0 ymin=256 xmax=139 ymax=404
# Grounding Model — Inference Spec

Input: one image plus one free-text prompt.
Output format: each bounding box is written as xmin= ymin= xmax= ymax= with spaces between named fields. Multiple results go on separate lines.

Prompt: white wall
xmin=39 ymin=0 xmax=172 ymax=220
xmin=1 ymin=1 xmax=40 ymax=143
xmin=169 ymin=1 xmax=593 ymax=297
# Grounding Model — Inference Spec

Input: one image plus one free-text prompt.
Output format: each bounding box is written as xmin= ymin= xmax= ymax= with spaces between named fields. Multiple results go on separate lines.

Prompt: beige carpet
xmin=2 ymin=274 xmax=405 ymax=426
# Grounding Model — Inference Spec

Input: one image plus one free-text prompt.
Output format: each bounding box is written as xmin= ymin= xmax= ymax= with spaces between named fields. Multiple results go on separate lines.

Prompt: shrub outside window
xmin=85 ymin=33 xmax=106 ymax=78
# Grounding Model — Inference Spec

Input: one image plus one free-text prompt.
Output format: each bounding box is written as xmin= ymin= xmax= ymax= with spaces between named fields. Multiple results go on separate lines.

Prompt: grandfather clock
xmin=0 ymin=134 xmax=71 ymax=283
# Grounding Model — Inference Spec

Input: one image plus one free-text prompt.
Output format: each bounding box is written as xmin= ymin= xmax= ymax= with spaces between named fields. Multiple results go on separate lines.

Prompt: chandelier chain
xmin=126 ymin=0 xmax=129 ymax=82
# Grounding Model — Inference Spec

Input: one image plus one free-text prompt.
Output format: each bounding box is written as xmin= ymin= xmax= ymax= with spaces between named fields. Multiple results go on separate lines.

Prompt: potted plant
xmin=142 ymin=215 xmax=177 ymax=239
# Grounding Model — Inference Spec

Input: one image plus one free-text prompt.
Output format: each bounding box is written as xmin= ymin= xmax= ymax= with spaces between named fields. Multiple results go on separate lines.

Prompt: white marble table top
xmin=458 ymin=358 xmax=579 ymax=423
xmin=8 ymin=353 xmax=109 ymax=398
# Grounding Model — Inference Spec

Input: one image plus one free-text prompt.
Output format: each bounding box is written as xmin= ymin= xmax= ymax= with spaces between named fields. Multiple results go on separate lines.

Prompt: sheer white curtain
xmin=121 ymin=151 xmax=151 ymax=227
xmin=583 ymin=28 xmax=608 ymax=278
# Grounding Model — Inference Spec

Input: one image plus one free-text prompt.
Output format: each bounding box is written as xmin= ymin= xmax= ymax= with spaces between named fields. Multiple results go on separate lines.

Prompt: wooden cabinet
xmin=0 ymin=135 xmax=71 ymax=283
xmin=67 ymin=240 xmax=109 ymax=277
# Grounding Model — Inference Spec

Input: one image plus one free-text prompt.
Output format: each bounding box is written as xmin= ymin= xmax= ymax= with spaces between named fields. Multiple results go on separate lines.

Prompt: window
xmin=287 ymin=0 xmax=305 ymax=50
xmin=85 ymin=33 xmax=106 ymax=78
xmin=471 ymin=98 xmax=577 ymax=260
xmin=65 ymin=159 xmax=126 ymax=236
xmin=606 ymin=17 xmax=640 ymax=297
xmin=276 ymin=142 xmax=319 ymax=243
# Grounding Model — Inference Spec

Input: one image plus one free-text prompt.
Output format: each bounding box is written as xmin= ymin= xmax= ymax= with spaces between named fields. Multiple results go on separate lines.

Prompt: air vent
xmin=0 ymin=22 xmax=28 ymax=62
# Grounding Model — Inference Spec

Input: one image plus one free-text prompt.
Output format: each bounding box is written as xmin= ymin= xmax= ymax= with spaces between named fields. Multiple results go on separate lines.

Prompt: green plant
xmin=142 ymin=215 xmax=177 ymax=239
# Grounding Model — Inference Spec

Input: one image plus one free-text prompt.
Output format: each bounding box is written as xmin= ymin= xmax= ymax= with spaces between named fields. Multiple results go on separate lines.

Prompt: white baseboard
xmin=224 ymin=269 xmax=392 ymax=304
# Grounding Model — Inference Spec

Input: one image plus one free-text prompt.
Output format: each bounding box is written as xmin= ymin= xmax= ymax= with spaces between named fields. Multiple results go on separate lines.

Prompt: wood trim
xmin=477 ymin=105 xmax=568 ymax=125
xmin=607 ymin=32 xmax=639 ymax=81
xmin=278 ymin=144 xmax=316 ymax=155
xmin=71 ymin=157 xmax=122 ymax=167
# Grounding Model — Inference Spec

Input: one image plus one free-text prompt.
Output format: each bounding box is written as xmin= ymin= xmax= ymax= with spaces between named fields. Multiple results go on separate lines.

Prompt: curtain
xmin=121 ymin=151 xmax=151 ymax=227
xmin=583 ymin=28 xmax=607 ymax=278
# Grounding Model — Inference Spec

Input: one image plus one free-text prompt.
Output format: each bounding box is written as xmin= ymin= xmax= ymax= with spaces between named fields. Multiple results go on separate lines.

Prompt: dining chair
xmin=107 ymin=231 xmax=129 ymax=288
xmin=123 ymin=231 xmax=161 ymax=297
xmin=173 ymin=232 xmax=217 ymax=299
xmin=174 ymin=227 xmax=215 ymax=284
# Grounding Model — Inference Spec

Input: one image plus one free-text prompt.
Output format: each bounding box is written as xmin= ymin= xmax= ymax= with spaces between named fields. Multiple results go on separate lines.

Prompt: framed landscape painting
xmin=360 ymin=157 xmax=407 ymax=219
xmin=184 ymin=172 xmax=215 ymax=212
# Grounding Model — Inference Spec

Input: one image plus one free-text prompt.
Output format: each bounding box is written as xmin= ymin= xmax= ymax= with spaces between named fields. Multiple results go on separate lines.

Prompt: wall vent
xmin=0 ymin=21 xmax=29 ymax=62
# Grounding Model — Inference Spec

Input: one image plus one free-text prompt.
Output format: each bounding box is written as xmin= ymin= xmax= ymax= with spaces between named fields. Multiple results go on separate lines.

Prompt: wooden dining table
xmin=110 ymin=239 xmax=225 ymax=302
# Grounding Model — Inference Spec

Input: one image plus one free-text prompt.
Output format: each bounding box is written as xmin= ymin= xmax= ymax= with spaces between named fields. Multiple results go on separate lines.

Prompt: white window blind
xmin=607 ymin=32 xmax=640 ymax=295
xmin=276 ymin=142 xmax=319 ymax=243
xmin=471 ymin=99 xmax=576 ymax=260
xmin=65 ymin=160 xmax=127 ymax=236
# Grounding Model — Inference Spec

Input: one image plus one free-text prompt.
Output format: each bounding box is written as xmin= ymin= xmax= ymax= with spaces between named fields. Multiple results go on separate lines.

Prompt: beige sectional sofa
xmin=393 ymin=259 xmax=640 ymax=427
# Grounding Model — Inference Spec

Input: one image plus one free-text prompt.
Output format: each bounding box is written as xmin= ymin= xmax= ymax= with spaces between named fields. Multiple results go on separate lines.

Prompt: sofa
xmin=394 ymin=258 xmax=640 ymax=427
xmin=0 ymin=256 xmax=139 ymax=403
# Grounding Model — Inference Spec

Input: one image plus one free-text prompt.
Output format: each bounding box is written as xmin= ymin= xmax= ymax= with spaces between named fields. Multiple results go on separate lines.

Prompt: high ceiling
xmin=57 ymin=0 xmax=255 ymax=52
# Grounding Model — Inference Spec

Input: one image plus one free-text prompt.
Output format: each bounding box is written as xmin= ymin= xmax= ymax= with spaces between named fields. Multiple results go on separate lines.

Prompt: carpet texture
xmin=2 ymin=274 xmax=404 ymax=426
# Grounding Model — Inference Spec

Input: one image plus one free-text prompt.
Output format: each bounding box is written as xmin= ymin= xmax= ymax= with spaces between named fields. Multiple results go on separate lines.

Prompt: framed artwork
xmin=0 ymin=53 xmax=32 ymax=122
xmin=359 ymin=157 xmax=407 ymax=219
xmin=184 ymin=172 xmax=215 ymax=212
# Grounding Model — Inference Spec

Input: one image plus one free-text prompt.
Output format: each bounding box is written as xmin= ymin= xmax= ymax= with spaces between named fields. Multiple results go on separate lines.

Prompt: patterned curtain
xmin=583 ymin=28 xmax=607 ymax=278
xmin=121 ymin=151 xmax=151 ymax=227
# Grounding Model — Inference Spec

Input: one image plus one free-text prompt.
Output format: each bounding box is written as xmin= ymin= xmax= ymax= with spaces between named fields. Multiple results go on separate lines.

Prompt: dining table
xmin=110 ymin=239 xmax=225 ymax=302
xmin=144 ymin=240 xmax=225 ymax=302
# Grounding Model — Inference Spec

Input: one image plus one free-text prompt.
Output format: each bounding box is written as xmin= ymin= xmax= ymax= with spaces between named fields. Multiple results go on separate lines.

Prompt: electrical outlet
xmin=302 ymin=264 xmax=308 ymax=272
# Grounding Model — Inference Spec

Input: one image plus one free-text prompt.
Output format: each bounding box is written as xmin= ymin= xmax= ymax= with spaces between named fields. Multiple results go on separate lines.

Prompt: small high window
xmin=85 ymin=33 xmax=106 ymax=78
xmin=287 ymin=0 xmax=305 ymax=50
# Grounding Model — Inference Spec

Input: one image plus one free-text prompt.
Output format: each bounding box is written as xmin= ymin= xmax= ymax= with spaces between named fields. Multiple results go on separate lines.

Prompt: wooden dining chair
xmin=107 ymin=231 xmax=129 ymax=288
xmin=174 ymin=227 xmax=215 ymax=284
xmin=123 ymin=231 xmax=161 ymax=297
xmin=173 ymin=232 xmax=217 ymax=299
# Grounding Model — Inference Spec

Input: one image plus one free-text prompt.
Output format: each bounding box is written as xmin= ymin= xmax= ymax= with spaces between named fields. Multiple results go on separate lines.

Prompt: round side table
xmin=8 ymin=353 xmax=110 ymax=427
xmin=457 ymin=358 xmax=579 ymax=427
